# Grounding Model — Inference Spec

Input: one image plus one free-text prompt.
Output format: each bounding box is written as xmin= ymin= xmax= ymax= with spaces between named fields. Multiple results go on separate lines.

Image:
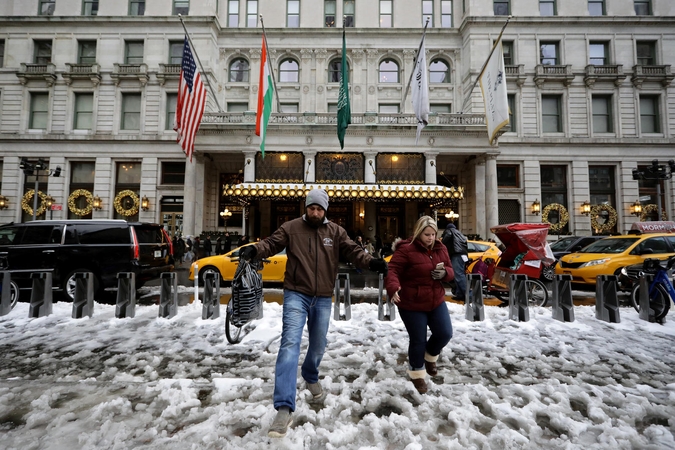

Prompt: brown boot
xmin=424 ymin=352 xmax=439 ymax=376
xmin=408 ymin=369 xmax=428 ymax=394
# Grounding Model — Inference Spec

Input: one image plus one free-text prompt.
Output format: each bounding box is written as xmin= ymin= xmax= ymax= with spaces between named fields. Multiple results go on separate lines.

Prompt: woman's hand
xmin=391 ymin=288 xmax=401 ymax=304
xmin=431 ymin=268 xmax=446 ymax=280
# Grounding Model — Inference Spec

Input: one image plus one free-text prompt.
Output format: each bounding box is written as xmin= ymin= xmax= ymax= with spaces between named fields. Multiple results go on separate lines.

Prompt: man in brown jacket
xmin=239 ymin=189 xmax=388 ymax=438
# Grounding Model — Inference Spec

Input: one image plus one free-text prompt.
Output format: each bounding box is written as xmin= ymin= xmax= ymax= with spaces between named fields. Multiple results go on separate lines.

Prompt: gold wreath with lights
xmin=541 ymin=203 xmax=569 ymax=234
xmin=21 ymin=190 xmax=48 ymax=216
xmin=591 ymin=204 xmax=617 ymax=233
xmin=640 ymin=204 xmax=668 ymax=222
xmin=113 ymin=190 xmax=140 ymax=217
xmin=68 ymin=189 xmax=94 ymax=216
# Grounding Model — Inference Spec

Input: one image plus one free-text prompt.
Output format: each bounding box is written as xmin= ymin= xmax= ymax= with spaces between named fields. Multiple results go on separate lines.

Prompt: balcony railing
xmin=63 ymin=63 xmax=101 ymax=86
xmin=584 ymin=64 xmax=625 ymax=87
xmin=17 ymin=63 xmax=57 ymax=86
xmin=632 ymin=65 xmax=674 ymax=88
xmin=157 ymin=63 xmax=181 ymax=85
xmin=111 ymin=63 xmax=149 ymax=85
xmin=505 ymin=64 xmax=526 ymax=86
xmin=201 ymin=112 xmax=485 ymax=127
xmin=534 ymin=64 xmax=575 ymax=87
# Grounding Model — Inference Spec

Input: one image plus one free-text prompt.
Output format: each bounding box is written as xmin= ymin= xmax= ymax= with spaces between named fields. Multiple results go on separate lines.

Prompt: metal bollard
xmin=28 ymin=272 xmax=53 ymax=318
xmin=0 ymin=271 xmax=13 ymax=316
xmin=465 ymin=274 xmax=485 ymax=322
xmin=637 ymin=274 xmax=665 ymax=324
xmin=72 ymin=272 xmax=94 ymax=319
xmin=508 ymin=274 xmax=529 ymax=322
xmin=333 ymin=273 xmax=351 ymax=321
xmin=115 ymin=272 xmax=136 ymax=319
xmin=377 ymin=273 xmax=396 ymax=321
xmin=595 ymin=275 xmax=620 ymax=323
xmin=551 ymin=274 xmax=574 ymax=322
xmin=159 ymin=272 xmax=179 ymax=319
xmin=202 ymin=271 xmax=220 ymax=320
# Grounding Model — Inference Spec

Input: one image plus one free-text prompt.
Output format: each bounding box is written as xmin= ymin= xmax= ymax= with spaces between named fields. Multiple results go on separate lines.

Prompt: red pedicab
xmin=482 ymin=223 xmax=556 ymax=307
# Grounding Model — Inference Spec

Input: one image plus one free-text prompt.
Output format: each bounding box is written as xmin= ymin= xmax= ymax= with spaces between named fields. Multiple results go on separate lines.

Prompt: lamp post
xmin=45 ymin=195 xmax=55 ymax=220
xmin=632 ymin=159 xmax=675 ymax=221
xmin=220 ymin=208 xmax=232 ymax=231
xmin=19 ymin=158 xmax=61 ymax=221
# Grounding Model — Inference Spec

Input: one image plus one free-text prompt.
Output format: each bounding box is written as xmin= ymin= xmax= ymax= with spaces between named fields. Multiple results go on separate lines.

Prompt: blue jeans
xmin=451 ymin=254 xmax=467 ymax=298
xmin=398 ymin=301 xmax=453 ymax=370
xmin=273 ymin=290 xmax=332 ymax=412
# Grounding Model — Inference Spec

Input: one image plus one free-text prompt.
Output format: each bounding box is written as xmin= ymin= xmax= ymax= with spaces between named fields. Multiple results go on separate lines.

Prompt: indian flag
xmin=255 ymin=34 xmax=273 ymax=158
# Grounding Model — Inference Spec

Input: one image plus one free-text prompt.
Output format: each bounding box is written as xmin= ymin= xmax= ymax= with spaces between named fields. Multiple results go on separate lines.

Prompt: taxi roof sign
xmin=630 ymin=221 xmax=675 ymax=234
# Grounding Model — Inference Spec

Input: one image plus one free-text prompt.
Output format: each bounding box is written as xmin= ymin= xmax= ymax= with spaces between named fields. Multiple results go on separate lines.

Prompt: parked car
xmin=189 ymin=244 xmax=286 ymax=285
xmin=549 ymin=235 xmax=605 ymax=259
xmin=0 ymin=220 xmax=174 ymax=301
xmin=555 ymin=232 xmax=675 ymax=287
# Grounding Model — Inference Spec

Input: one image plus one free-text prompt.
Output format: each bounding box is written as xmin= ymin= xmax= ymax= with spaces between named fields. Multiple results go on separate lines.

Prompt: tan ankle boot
xmin=424 ymin=352 xmax=439 ymax=376
xmin=408 ymin=369 xmax=428 ymax=394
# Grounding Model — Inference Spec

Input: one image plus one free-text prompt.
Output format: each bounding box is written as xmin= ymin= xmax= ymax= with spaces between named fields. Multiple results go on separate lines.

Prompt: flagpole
xmin=400 ymin=17 xmax=430 ymax=113
xmin=178 ymin=14 xmax=223 ymax=113
xmin=461 ymin=16 xmax=511 ymax=113
xmin=259 ymin=15 xmax=282 ymax=113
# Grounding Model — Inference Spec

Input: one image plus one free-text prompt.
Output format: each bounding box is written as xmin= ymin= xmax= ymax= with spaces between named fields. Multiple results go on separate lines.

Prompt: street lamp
xmin=531 ymin=199 xmax=541 ymax=215
xmin=630 ymin=200 xmax=642 ymax=217
xmin=20 ymin=158 xmax=61 ymax=221
xmin=581 ymin=201 xmax=591 ymax=216
xmin=220 ymin=208 xmax=232 ymax=231
xmin=44 ymin=195 xmax=55 ymax=220
xmin=632 ymin=159 xmax=675 ymax=221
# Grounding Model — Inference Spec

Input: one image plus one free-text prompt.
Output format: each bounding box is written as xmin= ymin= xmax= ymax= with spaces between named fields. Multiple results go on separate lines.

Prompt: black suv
xmin=0 ymin=220 xmax=174 ymax=301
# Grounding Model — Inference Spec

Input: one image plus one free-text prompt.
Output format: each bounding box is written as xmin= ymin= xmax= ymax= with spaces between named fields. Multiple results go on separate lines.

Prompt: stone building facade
xmin=0 ymin=0 xmax=673 ymax=246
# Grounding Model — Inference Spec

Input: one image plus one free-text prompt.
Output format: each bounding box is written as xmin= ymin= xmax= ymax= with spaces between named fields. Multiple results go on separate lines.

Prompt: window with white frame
xmin=247 ymin=1 xmax=258 ymax=27
xmin=287 ymin=0 xmax=300 ymax=27
xmin=542 ymin=95 xmax=562 ymax=133
xmin=640 ymin=95 xmax=660 ymax=133
xmin=78 ymin=41 xmax=97 ymax=64
xmin=166 ymin=93 xmax=177 ymax=130
xmin=83 ymin=0 xmax=98 ymax=15
xmin=589 ymin=42 xmax=609 ymax=65
xmin=121 ymin=93 xmax=142 ymax=130
xmin=441 ymin=1 xmax=452 ymax=27
xmin=228 ymin=0 xmax=239 ymax=26
xmin=30 ymin=93 xmax=49 ymax=129
xmin=592 ymin=95 xmax=612 ymax=133
xmin=74 ymin=93 xmax=94 ymax=130
xmin=279 ymin=59 xmax=299 ymax=82
xmin=229 ymin=58 xmax=250 ymax=82
xmin=429 ymin=59 xmax=450 ymax=83
xmin=540 ymin=41 xmax=559 ymax=65
xmin=379 ymin=59 xmax=399 ymax=83
xmin=380 ymin=0 xmax=392 ymax=27
xmin=422 ymin=0 xmax=433 ymax=26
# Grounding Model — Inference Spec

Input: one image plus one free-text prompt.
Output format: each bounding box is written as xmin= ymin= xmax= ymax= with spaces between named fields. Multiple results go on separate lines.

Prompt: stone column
xmin=485 ymin=155 xmax=499 ymax=239
xmin=243 ymin=151 xmax=256 ymax=182
xmin=474 ymin=158 xmax=487 ymax=239
xmin=182 ymin=158 xmax=197 ymax=237
xmin=425 ymin=152 xmax=439 ymax=184
xmin=304 ymin=151 xmax=317 ymax=183
xmin=364 ymin=152 xmax=377 ymax=184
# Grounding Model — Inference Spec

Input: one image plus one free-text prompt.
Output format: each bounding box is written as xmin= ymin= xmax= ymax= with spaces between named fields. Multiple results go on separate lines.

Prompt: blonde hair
xmin=412 ymin=215 xmax=438 ymax=245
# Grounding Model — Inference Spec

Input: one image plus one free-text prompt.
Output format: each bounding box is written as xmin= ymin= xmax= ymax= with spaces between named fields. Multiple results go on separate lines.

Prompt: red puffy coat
xmin=385 ymin=237 xmax=454 ymax=311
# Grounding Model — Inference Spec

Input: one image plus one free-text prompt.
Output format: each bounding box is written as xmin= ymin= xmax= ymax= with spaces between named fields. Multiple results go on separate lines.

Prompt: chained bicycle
xmin=629 ymin=255 xmax=675 ymax=321
xmin=225 ymin=257 xmax=265 ymax=344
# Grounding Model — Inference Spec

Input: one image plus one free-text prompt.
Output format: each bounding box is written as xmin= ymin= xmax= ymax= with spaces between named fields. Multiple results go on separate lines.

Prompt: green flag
xmin=337 ymin=27 xmax=351 ymax=149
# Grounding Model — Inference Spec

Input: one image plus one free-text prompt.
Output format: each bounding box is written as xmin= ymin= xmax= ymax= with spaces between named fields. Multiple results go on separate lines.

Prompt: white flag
xmin=412 ymin=36 xmax=430 ymax=145
xmin=479 ymin=41 xmax=509 ymax=145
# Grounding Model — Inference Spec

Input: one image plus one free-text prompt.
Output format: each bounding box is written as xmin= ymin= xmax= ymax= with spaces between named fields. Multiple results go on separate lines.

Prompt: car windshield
xmin=549 ymin=237 xmax=578 ymax=251
xmin=580 ymin=237 xmax=639 ymax=254
xmin=470 ymin=242 xmax=489 ymax=252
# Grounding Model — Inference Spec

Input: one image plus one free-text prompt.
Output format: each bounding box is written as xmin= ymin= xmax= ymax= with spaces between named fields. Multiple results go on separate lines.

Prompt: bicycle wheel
xmin=225 ymin=308 xmax=244 ymax=344
xmin=630 ymin=283 xmax=671 ymax=319
xmin=527 ymin=279 xmax=549 ymax=307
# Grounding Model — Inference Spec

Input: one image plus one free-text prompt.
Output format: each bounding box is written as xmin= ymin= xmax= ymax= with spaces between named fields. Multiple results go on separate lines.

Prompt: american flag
xmin=174 ymin=37 xmax=206 ymax=161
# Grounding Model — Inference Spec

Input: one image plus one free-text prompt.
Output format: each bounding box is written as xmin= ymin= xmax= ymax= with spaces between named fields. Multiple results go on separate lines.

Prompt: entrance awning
xmin=224 ymin=183 xmax=464 ymax=202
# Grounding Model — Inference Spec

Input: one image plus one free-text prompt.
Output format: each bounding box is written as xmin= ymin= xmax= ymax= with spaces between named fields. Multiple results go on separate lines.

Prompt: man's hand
xmin=431 ymin=268 xmax=446 ymax=280
xmin=239 ymin=245 xmax=257 ymax=261
xmin=369 ymin=258 xmax=388 ymax=277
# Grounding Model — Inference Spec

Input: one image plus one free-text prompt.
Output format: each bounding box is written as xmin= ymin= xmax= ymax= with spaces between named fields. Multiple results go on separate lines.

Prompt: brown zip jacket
xmin=252 ymin=215 xmax=373 ymax=297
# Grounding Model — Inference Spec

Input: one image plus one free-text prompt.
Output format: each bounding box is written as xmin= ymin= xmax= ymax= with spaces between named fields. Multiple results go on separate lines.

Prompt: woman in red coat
xmin=385 ymin=215 xmax=454 ymax=394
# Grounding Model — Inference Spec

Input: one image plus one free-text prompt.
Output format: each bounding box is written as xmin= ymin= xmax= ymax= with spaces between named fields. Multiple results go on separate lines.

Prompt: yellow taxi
xmin=188 ymin=244 xmax=287 ymax=285
xmin=384 ymin=240 xmax=501 ymax=263
xmin=555 ymin=231 xmax=675 ymax=286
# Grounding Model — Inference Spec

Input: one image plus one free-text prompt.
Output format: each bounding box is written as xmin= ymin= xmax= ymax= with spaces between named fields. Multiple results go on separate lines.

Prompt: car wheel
xmin=62 ymin=270 xmax=100 ymax=302
xmin=540 ymin=263 xmax=556 ymax=282
xmin=199 ymin=266 xmax=223 ymax=287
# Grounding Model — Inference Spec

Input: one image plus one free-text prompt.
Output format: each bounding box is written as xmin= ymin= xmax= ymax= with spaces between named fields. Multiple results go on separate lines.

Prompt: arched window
xmin=229 ymin=58 xmax=249 ymax=82
xmin=279 ymin=59 xmax=299 ymax=82
xmin=328 ymin=58 xmax=349 ymax=83
xmin=429 ymin=59 xmax=450 ymax=83
xmin=379 ymin=59 xmax=399 ymax=83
